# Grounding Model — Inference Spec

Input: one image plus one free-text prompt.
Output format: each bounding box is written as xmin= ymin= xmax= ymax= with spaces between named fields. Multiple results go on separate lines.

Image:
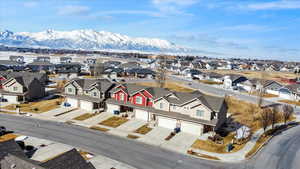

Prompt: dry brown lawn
xmin=99 ymin=116 xmax=129 ymax=128
xmin=134 ymin=125 xmax=152 ymax=135
xmin=135 ymin=81 xmax=195 ymax=93
xmin=127 ymin=134 xmax=140 ymax=139
xmin=248 ymin=92 xmax=278 ymax=98
xmin=199 ymin=80 xmax=223 ymax=85
xmin=0 ymin=134 xmax=19 ymax=142
xmin=89 ymin=126 xmax=110 ymax=132
xmin=3 ymin=98 xmax=64 ymax=114
xmin=226 ymin=97 xmax=262 ymax=131
xmin=279 ymin=100 xmax=300 ymax=106
xmin=73 ymin=113 xmax=98 ymax=121
xmin=0 ymin=111 xmax=16 ymax=114
xmin=191 ymin=133 xmax=246 ymax=153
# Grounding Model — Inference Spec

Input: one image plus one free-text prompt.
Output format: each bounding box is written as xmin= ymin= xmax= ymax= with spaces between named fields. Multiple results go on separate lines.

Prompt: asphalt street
xmin=1 ymin=114 xmax=300 ymax=169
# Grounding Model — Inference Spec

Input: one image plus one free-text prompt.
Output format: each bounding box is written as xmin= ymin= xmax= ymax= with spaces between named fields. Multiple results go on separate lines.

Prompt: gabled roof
xmin=68 ymin=78 xmax=113 ymax=92
xmin=40 ymin=149 xmax=96 ymax=169
xmin=284 ymin=84 xmax=300 ymax=94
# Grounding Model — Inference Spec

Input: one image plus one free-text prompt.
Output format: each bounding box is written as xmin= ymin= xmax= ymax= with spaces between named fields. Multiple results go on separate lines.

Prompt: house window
xmin=68 ymin=88 xmax=72 ymax=93
xmin=160 ymin=102 xmax=164 ymax=109
xmin=120 ymin=93 xmax=125 ymax=101
xmin=93 ymin=92 xmax=97 ymax=97
xmin=196 ymin=110 xmax=204 ymax=117
xmin=136 ymin=96 xmax=143 ymax=104
xmin=13 ymin=87 xmax=18 ymax=91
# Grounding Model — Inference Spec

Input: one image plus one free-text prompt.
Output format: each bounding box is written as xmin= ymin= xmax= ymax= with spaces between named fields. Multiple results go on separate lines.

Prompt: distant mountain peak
xmin=0 ymin=29 xmax=191 ymax=53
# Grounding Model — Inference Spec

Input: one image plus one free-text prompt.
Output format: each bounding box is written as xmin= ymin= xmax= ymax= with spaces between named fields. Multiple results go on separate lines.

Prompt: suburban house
xmin=60 ymin=56 xmax=72 ymax=63
xmin=278 ymin=84 xmax=300 ymax=101
xmin=55 ymin=63 xmax=82 ymax=75
xmin=0 ymin=139 xmax=96 ymax=169
xmin=27 ymin=57 xmax=55 ymax=72
xmin=223 ymin=74 xmax=248 ymax=89
xmin=0 ymin=71 xmax=49 ymax=86
xmin=240 ymin=79 xmax=283 ymax=95
xmin=63 ymin=78 xmax=115 ymax=111
xmin=106 ymin=83 xmax=228 ymax=136
xmin=0 ymin=74 xmax=46 ymax=103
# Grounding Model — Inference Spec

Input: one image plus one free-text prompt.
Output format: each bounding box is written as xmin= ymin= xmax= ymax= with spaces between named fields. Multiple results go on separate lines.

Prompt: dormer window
xmin=93 ymin=92 xmax=97 ymax=97
xmin=68 ymin=88 xmax=72 ymax=93
xmin=160 ymin=102 xmax=164 ymax=109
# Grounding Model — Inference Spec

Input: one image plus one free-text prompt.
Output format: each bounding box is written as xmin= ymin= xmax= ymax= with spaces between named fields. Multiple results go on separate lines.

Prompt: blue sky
xmin=0 ymin=0 xmax=300 ymax=61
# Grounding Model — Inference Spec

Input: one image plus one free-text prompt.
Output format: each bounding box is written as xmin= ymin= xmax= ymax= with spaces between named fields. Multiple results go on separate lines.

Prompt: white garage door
xmin=66 ymin=98 xmax=78 ymax=108
xmin=181 ymin=121 xmax=203 ymax=136
xmin=106 ymin=103 xmax=120 ymax=114
xmin=3 ymin=95 xmax=18 ymax=103
xmin=158 ymin=116 xmax=177 ymax=130
xmin=135 ymin=109 xmax=148 ymax=121
xmin=266 ymin=89 xmax=279 ymax=95
xmin=80 ymin=100 xmax=93 ymax=111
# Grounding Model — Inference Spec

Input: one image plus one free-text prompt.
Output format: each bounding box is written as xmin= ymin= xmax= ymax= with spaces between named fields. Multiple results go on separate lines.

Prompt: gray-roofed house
xmin=0 ymin=140 xmax=96 ymax=169
xmin=107 ymin=83 xmax=227 ymax=136
xmin=0 ymin=74 xmax=46 ymax=103
xmin=223 ymin=74 xmax=248 ymax=89
xmin=63 ymin=78 xmax=115 ymax=111
xmin=279 ymin=84 xmax=300 ymax=101
xmin=27 ymin=57 xmax=55 ymax=73
xmin=60 ymin=57 xmax=72 ymax=63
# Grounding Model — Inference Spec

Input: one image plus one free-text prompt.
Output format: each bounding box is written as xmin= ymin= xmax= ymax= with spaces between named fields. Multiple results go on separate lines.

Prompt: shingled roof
xmin=40 ymin=149 xmax=96 ymax=169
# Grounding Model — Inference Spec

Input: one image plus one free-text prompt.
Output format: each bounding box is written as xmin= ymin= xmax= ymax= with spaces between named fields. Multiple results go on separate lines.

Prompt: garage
xmin=2 ymin=95 xmax=18 ymax=103
xmin=134 ymin=109 xmax=149 ymax=121
xmin=279 ymin=88 xmax=293 ymax=100
xmin=157 ymin=116 xmax=177 ymax=130
xmin=181 ymin=121 xmax=203 ymax=136
xmin=106 ymin=103 xmax=120 ymax=114
xmin=80 ymin=100 xmax=94 ymax=111
xmin=66 ymin=97 xmax=79 ymax=108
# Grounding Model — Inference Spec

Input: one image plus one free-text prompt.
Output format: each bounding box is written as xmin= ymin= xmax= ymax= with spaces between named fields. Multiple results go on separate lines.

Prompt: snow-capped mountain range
xmin=0 ymin=29 xmax=191 ymax=53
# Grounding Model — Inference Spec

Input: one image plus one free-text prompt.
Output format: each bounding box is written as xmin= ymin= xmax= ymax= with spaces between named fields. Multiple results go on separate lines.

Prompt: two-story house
xmin=63 ymin=78 xmax=115 ymax=111
xmin=106 ymin=84 xmax=227 ymax=136
xmin=0 ymin=75 xmax=46 ymax=103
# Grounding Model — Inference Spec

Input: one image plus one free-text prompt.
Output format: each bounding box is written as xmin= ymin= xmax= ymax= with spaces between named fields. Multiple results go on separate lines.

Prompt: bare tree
xmin=156 ymin=55 xmax=167 ymax=88
xmin=282 ymin=104 xmax=294 ymax=124
xmin=260 ymin=108 xmax=272 ymax=132
xmin=92 ymin=59 xmax=105 ymax=77
xmin=270 ymin=106 xmax=280 ymax=129
xmin=257 ymin=71 xmax=268 ymax=107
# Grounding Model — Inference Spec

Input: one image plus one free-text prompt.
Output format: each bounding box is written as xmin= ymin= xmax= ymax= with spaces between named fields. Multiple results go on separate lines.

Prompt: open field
xmin=203 ymin=70 xmax=299 ymax=83
xmin=3 ymin=98 xmax=64 ymax=114
xmin=135 ymin=81 xmax=195 ymax=93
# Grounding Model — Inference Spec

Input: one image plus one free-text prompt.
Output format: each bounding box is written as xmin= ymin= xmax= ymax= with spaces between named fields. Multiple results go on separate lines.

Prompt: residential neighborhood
xmin=1 ymin=0 xmax=300 ymax=169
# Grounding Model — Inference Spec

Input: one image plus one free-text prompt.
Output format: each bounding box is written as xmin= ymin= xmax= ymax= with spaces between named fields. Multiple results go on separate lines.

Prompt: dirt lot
xmin=203 ymin=70 xmax=299 ymax=84
xmin=135 ymin=81 xmax=195 ymax=93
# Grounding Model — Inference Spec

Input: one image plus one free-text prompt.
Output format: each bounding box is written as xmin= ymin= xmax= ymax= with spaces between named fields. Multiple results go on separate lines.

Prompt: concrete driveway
xmin=55 ymin=109 xmax=88 ymax=121
xmin=117 ymin=119 xmax=146 ymax=132
xmin=23 ymin=136 xmax=73 ymax=162
xmin=90 ymin=155 xmax=137 ymax=169
xmin=40 ymin=107 xmax=75 ymax=117
xmin=138 ymin=127 xmax=172 ymax=146
xmin=76 ymin=112 xmax=114 ymax=127
xmin=161 ymin=132 xmax=198 ymax=153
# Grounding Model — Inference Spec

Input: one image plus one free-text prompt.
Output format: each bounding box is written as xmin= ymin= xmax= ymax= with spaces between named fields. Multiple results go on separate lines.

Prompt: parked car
xmin=0 ymin=126 xmax=6 ymax=136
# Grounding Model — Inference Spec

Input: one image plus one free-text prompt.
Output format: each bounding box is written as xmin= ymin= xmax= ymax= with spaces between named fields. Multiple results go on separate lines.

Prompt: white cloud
xmin=57 ymin=5 xmax=90 ymax=16
xmin=246 ymin=0 xmax=300 ymax=10
xmin=23 ymin=1 xmax=38 ymax=8
xmin=151 ymin=0 xmax=198 ymax=16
